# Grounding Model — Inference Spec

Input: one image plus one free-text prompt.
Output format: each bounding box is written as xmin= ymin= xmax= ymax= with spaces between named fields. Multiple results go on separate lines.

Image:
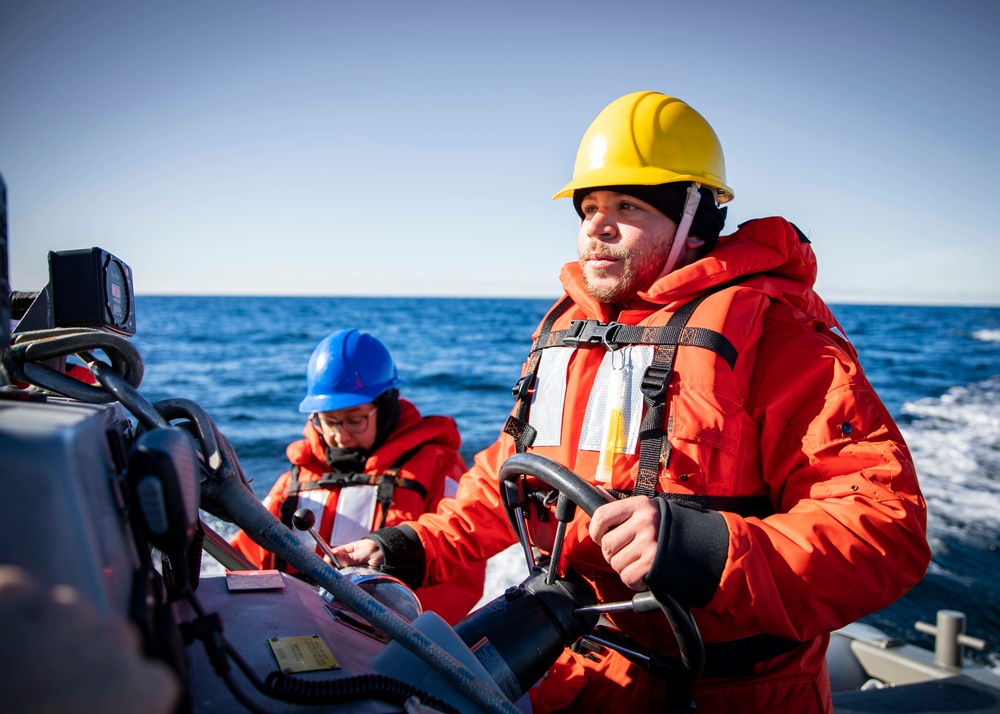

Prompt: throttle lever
xmin=291 ymin=508 xmax=342 ymax=569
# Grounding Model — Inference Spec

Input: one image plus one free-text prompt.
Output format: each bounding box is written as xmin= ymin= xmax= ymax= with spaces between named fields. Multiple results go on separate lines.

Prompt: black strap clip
xmin=512 ymin=375 xmax=533 ymax=401
xmin=563 ymin=320 xmax=625 ymax=350
xmin=640 ymin=364 xmax=672 ymax=400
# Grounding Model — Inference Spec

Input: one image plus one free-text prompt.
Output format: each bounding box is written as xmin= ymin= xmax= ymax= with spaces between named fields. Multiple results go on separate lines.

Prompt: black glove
xmin=644 ymin=499 xmax=728 ymax=608
xmin=367 ymin=525 xmax=426 ymax=591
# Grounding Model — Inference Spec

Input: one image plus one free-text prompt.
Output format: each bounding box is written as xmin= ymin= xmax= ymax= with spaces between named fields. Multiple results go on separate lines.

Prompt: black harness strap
xmin=284 ymin=444 xmax=427 ymax=498
xmin=369 ymin=442 xmax=430 ymax=528
xmin=274 ymin=443 xmax=429 ymax=571
xmin=702 ymin=634 xmax=806 ymax=679
xmin=289 ymin=472 xmax=378 ymax=492
xmin=504 ymin=295 xmax=738 ymax=460
xmin=587 ymin=625 xmax=804 ymax=683
xmin=503 ymin=296 xmax=575 ymax=453
xmin=606 ymin=490 xmax=774 ymax=519
xmin=506 ymin=281 xmax=749 ymax=503
xmin=279 ymin=465 xmax=304 ymax=526
xmin=561 ymin=321 xmax=738 ymax=370
xmin=633 ymin=292 xmax=720 ymax=497
xmin=274 ymin=465 xmax=304 ymax=571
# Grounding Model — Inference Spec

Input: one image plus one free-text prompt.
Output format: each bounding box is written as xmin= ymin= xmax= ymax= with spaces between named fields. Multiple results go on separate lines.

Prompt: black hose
xmin=18 ymin=361 xmax=118 ymax=402
xmin=182 ymin=592 xmax=271 ymax=714
xmin=153 ymin=398 xmax=223 ymax=472
xmin=11 ymin=327 xmax=145 ymax=402
xmin=15 ymin=328 xmax=143 ymax=385
xmin=221 ymin=670 xmax=271 ymax=714
xmin=88 ymin=358 xmax=167 ymax=429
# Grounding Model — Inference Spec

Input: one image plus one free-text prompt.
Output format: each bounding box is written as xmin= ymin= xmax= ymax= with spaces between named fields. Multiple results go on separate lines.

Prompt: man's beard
xmin=579 ymin=243 xmax=669 ymax=304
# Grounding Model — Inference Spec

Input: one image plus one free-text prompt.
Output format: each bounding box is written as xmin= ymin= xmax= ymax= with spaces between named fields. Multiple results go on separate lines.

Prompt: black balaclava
xmin=324 ymin=388 xmax=401 ymax=472
xmin=369 ymin=388 xmax=401 ymax=453
xmin=573 ymin=183 xmax=727 ymax=251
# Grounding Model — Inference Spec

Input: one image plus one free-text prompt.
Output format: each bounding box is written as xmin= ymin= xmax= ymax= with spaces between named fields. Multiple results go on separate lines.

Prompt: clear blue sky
xmin=2 ymin=0 xmax=998 ymax=305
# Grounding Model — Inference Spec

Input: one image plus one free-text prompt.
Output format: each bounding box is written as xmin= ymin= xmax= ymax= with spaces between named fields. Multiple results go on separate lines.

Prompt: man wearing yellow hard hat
xmin=335 ymin=92 xmax=930 ymax=712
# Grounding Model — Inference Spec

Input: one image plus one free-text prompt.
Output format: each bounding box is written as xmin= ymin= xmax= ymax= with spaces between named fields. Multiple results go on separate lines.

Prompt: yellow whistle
xmin=595 ymin=362 xmax=627 ymax=483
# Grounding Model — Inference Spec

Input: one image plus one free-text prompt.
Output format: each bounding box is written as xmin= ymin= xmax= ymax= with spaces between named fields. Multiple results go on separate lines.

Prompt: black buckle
xmin=563 ymin=320 xmax=624 ymax=349
xmin=640 ymin=364 xmax=671 ymax=400
xmin=511 ymin=375 xmax=532 ymax=401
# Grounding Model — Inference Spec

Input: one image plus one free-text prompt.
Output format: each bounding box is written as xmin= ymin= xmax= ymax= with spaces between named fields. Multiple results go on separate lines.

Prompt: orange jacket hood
xmin=285 ymin=398 xmax=461 ymax=474
xmin=561 ymin=216 xmax=825 ymax=322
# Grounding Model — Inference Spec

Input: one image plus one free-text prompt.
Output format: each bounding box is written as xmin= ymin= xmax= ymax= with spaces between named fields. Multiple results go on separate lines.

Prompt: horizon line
xmin=133 ymin=293 xmax=1000 ymax=309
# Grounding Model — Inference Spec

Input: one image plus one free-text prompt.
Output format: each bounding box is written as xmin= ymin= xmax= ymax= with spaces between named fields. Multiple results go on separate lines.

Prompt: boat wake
xmin=901 ymin=374 xmax=1000 ymax=544
xmin=897 ymin=374 xmax=1000 ymax=673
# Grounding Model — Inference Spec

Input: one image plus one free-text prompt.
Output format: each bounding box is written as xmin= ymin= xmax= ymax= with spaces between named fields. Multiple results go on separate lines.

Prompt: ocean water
xmin=131 ymin=296 xmax=1000 ymax=667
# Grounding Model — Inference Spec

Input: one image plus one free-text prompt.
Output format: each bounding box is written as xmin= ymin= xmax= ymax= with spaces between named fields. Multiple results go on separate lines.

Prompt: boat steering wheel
xmin=498 ymin=452 xmax=706 ymax=683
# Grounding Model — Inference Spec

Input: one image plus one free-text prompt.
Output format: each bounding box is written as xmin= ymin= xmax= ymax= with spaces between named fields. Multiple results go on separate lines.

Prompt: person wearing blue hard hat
xmin=231 ymin=329 xmax=485 ymax=625
xmin=298 ymin=329 xmax=404 ymax=454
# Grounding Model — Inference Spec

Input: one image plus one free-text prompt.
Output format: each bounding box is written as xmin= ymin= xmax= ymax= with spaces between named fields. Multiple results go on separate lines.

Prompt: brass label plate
xmin=268 ymin=635 xmax=340 ymax=673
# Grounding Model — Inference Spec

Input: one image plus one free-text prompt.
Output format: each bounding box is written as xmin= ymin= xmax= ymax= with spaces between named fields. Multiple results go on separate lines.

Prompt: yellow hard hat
xmin=553 ymin=91 xmax=734 ymax=204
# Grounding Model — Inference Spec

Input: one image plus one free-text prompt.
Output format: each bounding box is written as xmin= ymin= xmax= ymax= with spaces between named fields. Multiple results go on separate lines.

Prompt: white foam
xmin=972 ymin=329 xmax=1000 ymax=343
xmin=900 ymin=375 xmax=1000 ymax=544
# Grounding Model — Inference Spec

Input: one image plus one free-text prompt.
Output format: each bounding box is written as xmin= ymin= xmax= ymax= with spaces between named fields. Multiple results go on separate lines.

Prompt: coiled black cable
xmin=262 ymin=671 xmax=461 ymax=713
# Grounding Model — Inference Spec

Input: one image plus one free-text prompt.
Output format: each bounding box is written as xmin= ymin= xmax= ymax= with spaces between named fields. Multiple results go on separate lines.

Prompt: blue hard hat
xmin=299 ymin=329 xmax=402 ymax=413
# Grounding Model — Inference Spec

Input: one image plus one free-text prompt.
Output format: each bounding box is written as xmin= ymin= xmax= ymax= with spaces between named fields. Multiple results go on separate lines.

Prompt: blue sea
xmin=131 ymin=296 xmax=1000 ymax=668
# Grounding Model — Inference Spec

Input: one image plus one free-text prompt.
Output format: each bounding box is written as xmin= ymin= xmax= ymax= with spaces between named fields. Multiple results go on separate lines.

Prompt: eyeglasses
xmin=311 ymin=407 xmax=377 ymax=436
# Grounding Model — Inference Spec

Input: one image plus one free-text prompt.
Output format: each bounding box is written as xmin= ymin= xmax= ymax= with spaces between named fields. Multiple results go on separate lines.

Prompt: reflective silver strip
xmin=330 ymin=484 xmax=378 ymax=546
xmin=528 ymin=346 xmax=573 ymax=447
xmin=579 ymin=345 xmax=653 ymax=454
xmin=293 ymin=490 xmax=330 ymax=549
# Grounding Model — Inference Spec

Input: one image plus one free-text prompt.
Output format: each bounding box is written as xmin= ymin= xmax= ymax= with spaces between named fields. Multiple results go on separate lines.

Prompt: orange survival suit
xmin=372 ymin=217 xmax=930 ymax=712
xmin=231 ymin=398 xmax=485 ymax=625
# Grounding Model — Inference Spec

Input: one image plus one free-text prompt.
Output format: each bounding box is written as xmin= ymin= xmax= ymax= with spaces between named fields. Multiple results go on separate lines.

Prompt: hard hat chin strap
xmin=660 ymin=183 xmax=702 ymax=277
